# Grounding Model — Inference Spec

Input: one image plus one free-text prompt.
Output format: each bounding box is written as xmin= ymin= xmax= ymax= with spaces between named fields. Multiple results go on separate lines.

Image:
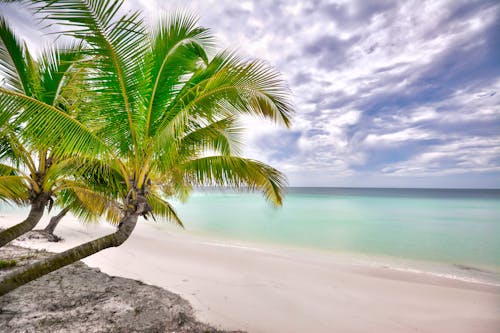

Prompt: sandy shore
xmin=0 ymin=245 xmax=236 ymax=333
xmin=1 ymin=213 xmax=499 ymax=333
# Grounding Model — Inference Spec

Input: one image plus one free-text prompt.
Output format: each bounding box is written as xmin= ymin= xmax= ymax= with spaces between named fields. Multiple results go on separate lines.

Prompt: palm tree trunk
xmin=0 ymin=213 xmax=138 ymax=296
xmin=0 ymin=198 xmax=46 ymax=247
xmin=44 ymin=206 xmax=70 ymax=235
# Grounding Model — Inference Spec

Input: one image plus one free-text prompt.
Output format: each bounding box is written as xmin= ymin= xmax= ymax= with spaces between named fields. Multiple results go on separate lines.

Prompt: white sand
xmin=1 ymin=213 xmax=499 ymax=333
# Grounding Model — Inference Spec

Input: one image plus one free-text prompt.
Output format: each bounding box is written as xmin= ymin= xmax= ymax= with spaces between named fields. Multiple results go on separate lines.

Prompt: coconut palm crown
xmin=0 ymin=16 xmax=122 ymax=246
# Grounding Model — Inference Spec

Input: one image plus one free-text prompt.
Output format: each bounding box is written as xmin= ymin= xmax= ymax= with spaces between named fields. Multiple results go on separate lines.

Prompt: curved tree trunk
xmin=0 ymin=196 xmax=47 ymax=247
xmin=44 ymin=206 xmax=70 ymax=235
xmin=0 ymin=213 xmax=138 ymax=296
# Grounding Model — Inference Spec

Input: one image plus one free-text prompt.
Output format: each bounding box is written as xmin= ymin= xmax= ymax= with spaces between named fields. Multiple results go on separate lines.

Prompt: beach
xmin=1 ymin=213 xmax=499 ymax=333
xmin=1 ymin=0 xmax=499 ymax=331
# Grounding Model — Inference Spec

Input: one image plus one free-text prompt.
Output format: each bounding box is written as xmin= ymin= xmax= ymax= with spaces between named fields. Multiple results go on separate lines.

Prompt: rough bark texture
xmin=0 ymin=196 xmax=47 ymax=247
xmin=0 ymin=213 xmax=138 ymax=296
xmin=44 ymin=206 xmax=70 ymax=235
xmin=0 ymin=245 xmax=242 ymax=333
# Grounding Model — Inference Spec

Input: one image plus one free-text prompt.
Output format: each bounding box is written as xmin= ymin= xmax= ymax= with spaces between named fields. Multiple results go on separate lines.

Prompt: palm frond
xmin=202 ymin=52 xmax=293 ymax=126
xmin=155 ymin=51 xmax=293 ymax=143
xmin=178 ymin=116 xmax=243 ymax=157
xmin=0 ymin=16 xmax=36 ymax=95
xmin=182 ymin=156 xmax=287 ymax=206
xmin=57 ymin=182 xmax=121 ymax=224
xmin=0 ymin=129 xmax=18 ymax=164
xmin=146 ymin=193 xmax=183 ymax=227
xmin=0 ymin=163 xmax=18 ymax=176
xmin=37 ymin=41 xmax=85 ymax=107
xmin=0 ymin=87 xmax=108 ymax=158
xmin=151 ymin=116 xmax=242 ymax=176
xmin=31 ymin=0 xmax=148 ymax=156
xmin=49 ymin=156 xmax=125 ymax=199
xmin=0 ymin=127 xmax=37 ymax=173
xmin=0 ymin=175 xmax=30 ymax=204
xmin=143 ymin=12 xmax=214 ymax=139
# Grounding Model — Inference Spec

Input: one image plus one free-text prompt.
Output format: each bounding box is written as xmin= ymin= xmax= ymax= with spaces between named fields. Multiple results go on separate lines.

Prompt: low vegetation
xmin=0 ymin=259 xmax=16 ymax=269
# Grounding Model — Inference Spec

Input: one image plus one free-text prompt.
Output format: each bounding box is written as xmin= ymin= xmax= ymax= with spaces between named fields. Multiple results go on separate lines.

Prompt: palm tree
xmin=0 ymin=16 xmax=115 ymax=246
xmin=0 ymin=0 xmax=293 ymax=296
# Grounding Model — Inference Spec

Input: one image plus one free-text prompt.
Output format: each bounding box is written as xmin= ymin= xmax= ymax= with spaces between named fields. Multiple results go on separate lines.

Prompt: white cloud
xmin=381 ymin=136 xmax=500 ymax=177
xmin=363 ymin=128 xmax=435 ymax=146
xmin=2 ymin=0 xmax=499 ymax=187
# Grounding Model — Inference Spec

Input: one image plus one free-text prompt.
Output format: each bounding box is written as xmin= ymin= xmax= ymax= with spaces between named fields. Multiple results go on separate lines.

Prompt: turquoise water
xmin=2 ymin=187 xmax=499 ymax=270
xmin=170 ymin=188 xmax=500 ymax=269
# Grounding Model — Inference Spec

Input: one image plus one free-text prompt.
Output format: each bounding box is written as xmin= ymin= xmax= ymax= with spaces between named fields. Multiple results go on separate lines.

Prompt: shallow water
xmin=2 ymin=187 xmax=499 ymax=271
xmin=168 ymin=188 xmax=500 ymax=270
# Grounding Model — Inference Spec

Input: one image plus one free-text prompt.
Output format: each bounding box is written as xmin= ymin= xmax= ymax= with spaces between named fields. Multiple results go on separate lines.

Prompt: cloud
xmin=1 ymin=0 xmax=499 ymax=187
xmin=303 ymin=34 xmax=361 ymax=70
xmin=381 ymin=136 xmax=500 ymax=177
xmin=363 ymin=128 xmax=436 ymax=146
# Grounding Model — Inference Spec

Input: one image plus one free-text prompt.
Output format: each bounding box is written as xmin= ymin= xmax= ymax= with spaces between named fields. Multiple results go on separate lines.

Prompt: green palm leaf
xmin=143 ymin=12 xmax=213 ymax=139
xmin=182 ymin=156 xmax=287 ymax=206
xmin=37 ymin=42 xmax=85 ymax=107
xmin=57 ymin=184 xmax=122 ymax=224
xmin=31 ymin=0 xmax=148 ymax=157
xmin=0 ymin=87 xmax=108 ymax=158
xmin=0 ymin=16 xmax=36 ymax=95
xmin=0 ymin=175 xmax=30 ymax=204
xmin=154 ymin=52 xmax=292 ymax=143
xmin=0 ymin=163 xmax=18 ymax=176
xmin=153 ymin=116 xmax=242 ymax=174
xmin=177 ymin=116 xmax=243 ymax=157
xmin=146 ymin=193 xmax=183 ymax=227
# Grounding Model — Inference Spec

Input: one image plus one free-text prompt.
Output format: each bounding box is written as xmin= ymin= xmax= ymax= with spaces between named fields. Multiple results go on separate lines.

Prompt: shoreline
xmin=1 ymin=213 xmax=500 ymax=332
xmin=4 ymin=210 xmax=499 ymax=289
xmin=155 ymin=224 xmax=500 ymax=289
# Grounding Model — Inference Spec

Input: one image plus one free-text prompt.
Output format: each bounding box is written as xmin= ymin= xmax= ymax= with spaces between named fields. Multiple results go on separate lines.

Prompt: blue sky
xmin=2 ymin=0 xmax=499 ymax=188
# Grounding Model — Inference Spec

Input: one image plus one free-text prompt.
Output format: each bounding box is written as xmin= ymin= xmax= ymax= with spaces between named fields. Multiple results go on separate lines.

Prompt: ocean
xmin=2 ymin=187 xmax=499 ymax=274
xmin=169 ymin=187 xmax=500 ymax=271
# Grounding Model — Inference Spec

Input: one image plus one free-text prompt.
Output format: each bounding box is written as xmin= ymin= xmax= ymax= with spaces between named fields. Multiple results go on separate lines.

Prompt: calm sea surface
xmin=170 ymin=187 xmax=500 ymax=269
xmin=2 ymin=187 xmax=499 ymax=270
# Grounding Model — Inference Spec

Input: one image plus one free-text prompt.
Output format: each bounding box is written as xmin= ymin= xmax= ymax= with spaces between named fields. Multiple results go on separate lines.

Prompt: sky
xmin=1 ymin=0 xmax=499 ymax=188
